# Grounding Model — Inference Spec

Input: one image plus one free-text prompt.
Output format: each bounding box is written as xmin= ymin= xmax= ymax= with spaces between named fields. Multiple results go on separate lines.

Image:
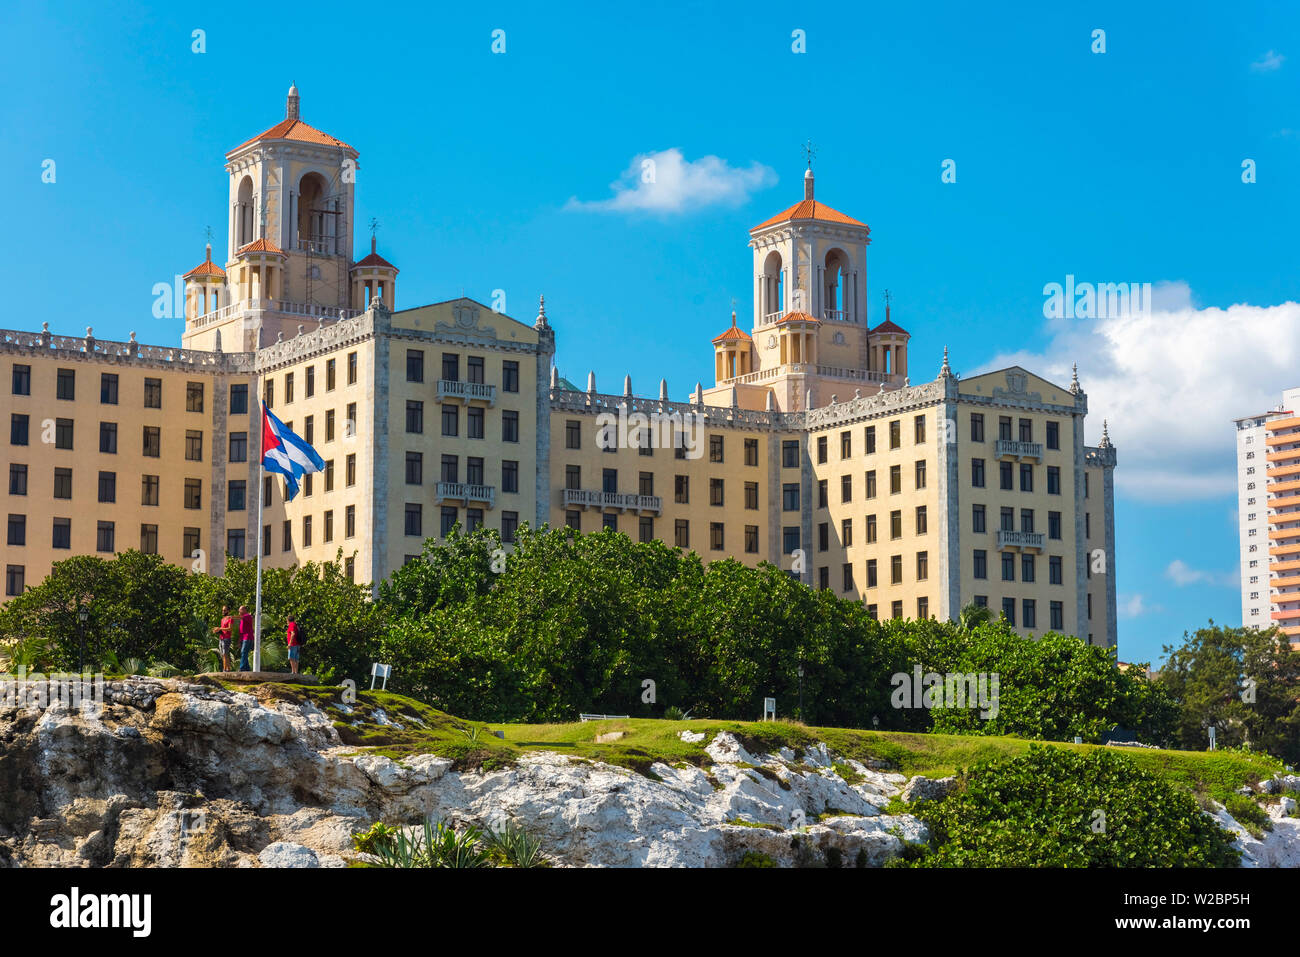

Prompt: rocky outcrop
xmin=0 ymin=682 xmax=930 ymax=868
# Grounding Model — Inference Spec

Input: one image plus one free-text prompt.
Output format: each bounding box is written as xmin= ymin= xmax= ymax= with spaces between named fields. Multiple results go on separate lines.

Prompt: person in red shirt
xmin=211 ymin=605 xmax=234 ymax=672
xmin=286 ymin=616 xmax=302 ymax=675
xmin=237 ymin=605 xmax=255 ymax=672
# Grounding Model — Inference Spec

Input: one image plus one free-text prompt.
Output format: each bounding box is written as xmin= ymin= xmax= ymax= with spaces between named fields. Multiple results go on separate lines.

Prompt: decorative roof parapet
xmin=0 ymin=325 xmax=256 ymax=373
xmin=548 ymin=387 xmax=802 ymax=430
xmin=253 ymin=310 xmax=377 ymax=372
xmin=1084 ymin=444 xmax=1118 ymax=468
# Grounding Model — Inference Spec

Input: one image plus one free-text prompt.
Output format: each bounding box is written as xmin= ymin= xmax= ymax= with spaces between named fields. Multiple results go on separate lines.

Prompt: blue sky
xmin=3 ymin=1 xmax=1299 ymax=666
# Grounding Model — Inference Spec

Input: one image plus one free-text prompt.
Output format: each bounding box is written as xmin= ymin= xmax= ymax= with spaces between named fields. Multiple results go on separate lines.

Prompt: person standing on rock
xmin=237 ymin=605 xmax=255 ymax=672
xmin=286 ymin=615 xmax=302 ymax=675
xmin=212 ymin=605 xmax=235 ymax=672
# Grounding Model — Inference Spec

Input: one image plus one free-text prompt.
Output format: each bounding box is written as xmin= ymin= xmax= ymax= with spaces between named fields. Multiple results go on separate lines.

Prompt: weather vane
xmin=802 ymin=139 xmax=817 ymax=170
xmin=204 ymin=225 xmax=213 ymax=244
xmin=369 ymin=217 xmax=380 ymax=240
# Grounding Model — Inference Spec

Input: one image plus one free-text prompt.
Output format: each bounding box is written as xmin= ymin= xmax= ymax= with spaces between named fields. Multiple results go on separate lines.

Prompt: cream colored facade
xmin=0 ymin=88 xmax=1118 ymax=647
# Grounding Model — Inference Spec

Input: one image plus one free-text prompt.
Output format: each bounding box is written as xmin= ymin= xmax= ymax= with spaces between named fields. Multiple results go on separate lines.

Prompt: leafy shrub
xmin=1223 ymin=793 xmax=1272 ymax=839
xmin=485 ymin=821 xmax=550 ymax=868
xmin=907 ymin=745 xmax=1240 ymax=867
xmin=735 ymin=851 xmax=777 ymax=868
xmin=359 ymin=817 xmax=492 ymax=868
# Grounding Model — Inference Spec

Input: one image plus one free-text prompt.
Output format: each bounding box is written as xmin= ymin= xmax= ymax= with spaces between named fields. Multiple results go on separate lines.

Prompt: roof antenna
xmin=802 ymin=140 xmax=817 ymax=201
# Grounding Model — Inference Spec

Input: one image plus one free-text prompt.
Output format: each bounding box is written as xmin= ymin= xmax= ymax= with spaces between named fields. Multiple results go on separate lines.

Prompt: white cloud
xmin=1118 ymin=593 xmax=1160 ymax=618
xmin=1164 ymin=559 xmax=1238 ymax=588
xmin=1252 ymin=50 xmax=1285 ymax=72
xmin=977 ymin=285 xmax=1300 ymax=501
xmin=566 ymin=148 xmax=777 ymax=215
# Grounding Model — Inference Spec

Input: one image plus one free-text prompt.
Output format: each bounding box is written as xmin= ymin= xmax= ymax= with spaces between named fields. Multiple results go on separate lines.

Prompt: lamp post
xmin=76 ymin=605 xmax=88 ymax=673
xmin=797 ymin=661 xmax=804 ymax=721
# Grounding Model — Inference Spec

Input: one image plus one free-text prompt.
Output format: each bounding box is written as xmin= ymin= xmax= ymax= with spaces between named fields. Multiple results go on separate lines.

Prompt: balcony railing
xmin=997 ymin=529 xmax=1045 ymax=549
xmin=994 ymin=439 xmax=1044 ymax=460
xmin=437 ymin=379 xmax=497 ymax=405
xmin=822 ymin=309 xmax=849 ymax=321
xmin=562 ymin=488 xmax=663 ymax=514
xmin=435 ymin=482 xmax=496 ymax=508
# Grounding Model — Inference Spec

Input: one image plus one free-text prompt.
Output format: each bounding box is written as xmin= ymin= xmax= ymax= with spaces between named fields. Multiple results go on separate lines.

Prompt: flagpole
xmin=253 ymin=400 xmax=265 ymax=673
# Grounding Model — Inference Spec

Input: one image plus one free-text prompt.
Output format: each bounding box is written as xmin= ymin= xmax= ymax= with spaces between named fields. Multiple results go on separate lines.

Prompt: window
xmin=971 ymin=458 xmax=985 ymax=487
xmin=818 ymin=479 xmax=827 ymax=508
xmin=304 ymin=416 xmax=315 ymax=445
xmin=185 ymin=430 xmax=203 ymax=461
xmin=1049 ymin=511 xmax=1062 ymax=539
xmin=9 ymin=464 xmax=27 ymax=495
xmin=467 ymin=406 xmax=484 ymax=439
xmin=889 ymin=420 xmax=901 ymax=450
xmin=816 ymin=436 xmax=828 ymax=464
xmin=503 ymin=460 xmax=519 ymax=494
xmin=1050 ymin=600 xmax=1064 ymax=630
xmin=563 ymin=464 xmax=579 ymax=490
xmin=441 ymin=353 xmax=460 ymax=382
xmin=302 ymin=515 xmax=313 ymax=547
xmin=1047 ymin=466 xmax=1060 ymax=495
xmin=503 ymin=360 xmax=520 ymax=393
xmin=284 ymin=373 xmax=295 ymax=404
xmin=1050 ymin=555 xmax=1063 ymax=585
xmin=782 ymin=440 xmax=799 ymax=468
xmin=841 ymin=474 xmax=852 ymax=503
xmin=407 ymin=349 xmax=425 ymax=383
xmin=1002 ymin=597 xmax=1016 ymax=626
xmin=1084 ymin=473 xmax=1090 ymax=498
xmin=97 ymin=468 xmax=116 ymax=504
xmin=140 ymin=524 xmax=158 ymax=555
xmin=7 ymin=514 xmax=25 ymax=546
xmin=305 ymin=365 xmax=315 ymax=398
xmin=710 ymin=435 xmax=724 ymax=463
xmin=710 ymin=478 xmax=724 ymax=506
xmin=144 ymin=377 xmax=162 ymax=408
xmin=502 ymin=510 xmax=519 ymax=543
xmin=916 ymin=550 xmax=928 ymax=581
xmin=1018 ymin=418 xmax=1032 ymax=443
xmin=998 ymin=416 xmax=1012 ymax=441
xmin=1001 ymin=506 xmax=1014 ymax=532
xmin=54 ymin=468 xmax=72 ymax=499
xmin=818 ymin=523 xmax=829 ymax=552
xmin=11 ymin=364 xmax=30 ymax=395
xmin=100 ymin=373 xmax=118 ymax=405
xmin=744 ymin=438 xmax=758 ymax=466
xmin=917 ymin=596 xmax=930 ymax=619
xmin=744 ymin=481 xmax=758 ymax=509
xmin=466 ymin=356 xmax=485 ymax=385
xmin=324 ymin=459 xmax=335 ymax=492
xmin=842 ymin=563 xmax=854 ymax=592
xmin=866 ymin=514 xmax=877 ymax=543
xmin=842 ymin=518 xmax=853 ymax=547
xmin=10 ymin=414 xmax=28 ymax=446
xmin=502 ymin=410 xmax=519 ymax=443
xmin=1088 ymin=593 xmax=1093 ymax=620
xmin=675 ymin=475 xmax=690 ymax=504
xmin=890 ymin=554 xmax=903 ymax=585
xmin=55 ymin=418 xmax=73 ymax=449
xmin=566 ymin=419 xmax=582 ymax=449
xmin=1002 ymin=552 xmax=1015 ymax=581
xmin=866 ymin=470 xmax=877 ymax=498
xmin=346 ymin=505 xmax=357 ymax=537
xmin=890 ymin=509 xmax=902 ymax=539
xmin=915 ymin=505 xmax=928 ymax=535
xmin=973 ymin=595 xmax=988 ymax=609
xmin=142 ymin=474 xmax=159 ymax=506
xmin=1020 ymin=508 xmax=1035 ymax=534
xmin=347 ymin=351 xmax=358 ymax=385
xmin=402 ymin=452 xmax=422 ymax=485
xmin=711 ymin=522 xmax=724 ymax=551
xmin=407 ymin=401 xmax=424 ymax=434
xmin=56 ymin=368 xmax=75 ymax=400
xmin=973 ymin=549 xmax=987 ymax=579
xmin=282 ymin=520 xmax=293 ymax=552
xmin=972 ymin=504 xmax=986 ymax=533
xmin=228 ymin=481 xmax=246 ymax=511
xmin=262 ymin=525 xmax=272 ymax=556
xmin=6 ymin=565 xmax=24 ymax=596
xmin=864 ymin=426 xmax=876 ymax=454
xmin=324 ymin=510 xmax=334 ymax=543
xmin=346 ymin=403 xmax=357 ymax=438
xmin=840 ymin=431 xmax=852 ymax=459
xmin=1046 ymin=420 xmax=1059 ymax=450
xmin=325 ymin=409 xmax=336 ymax=442
xmin=346 ymin=454 xmax=356 ymax=487
xmin=99 ymin=422 xmax=117 ymax=454
xmin=180 ymin=477 xmax=202 ymax=509
xmin=183 ymin=527 xmax=200 ymax=557
xmin=890 ymin=465 xmax=901 ymax=494
xmin=230 ymin=382 xmax=248 ymax=415
xmin=186 ymin=381 xmax=204 ymax=412
xmin=52 ymin=518 xmax=71 ymax=549
xmin=674 ymin=519 xmax=689 ymax=549
xmin=783 ymin=527 xmax=800 ymax=554
xmin=326 ymin=358 xmax=337 ymax=391
xmin=229 ymin=431 xmax=248 ymax=462
xmin=891 ymin=600 xmax=903 ymax=620
xmin=970 ymin=413 xmax=984 ymax=442
xmin=226 ymin=529 xmax=245 ymax=559
xmin=914 ymin=460 xmax=926 ymax=489
xmin=1023 ymin=599 xmax=1037 ymax=629
xmin=782 ymin=483 xmax=799 ymax=510
xmin=999 ymin=461 xmax=1013 ymax=490
xmin=914 ymin=415 xmax=926 ymax=444
xmin=264 ymin=379 xmax=274 ymax=408
xmin=1021 ymin=553 xmax=1035 ymax=583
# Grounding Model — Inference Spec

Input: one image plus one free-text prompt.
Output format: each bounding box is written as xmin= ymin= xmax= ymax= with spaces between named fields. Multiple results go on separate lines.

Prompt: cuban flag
xmin=261 ymin=403 xmax=325 ymax=501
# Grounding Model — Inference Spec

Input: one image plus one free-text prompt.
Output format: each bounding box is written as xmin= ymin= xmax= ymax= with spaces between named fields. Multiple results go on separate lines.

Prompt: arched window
xmin=824 ymin=248 xmax=851 ymax=320
xmin=763 ymin=251 xmax=784 ymax=321
xmin=298 ymin=172 xmax=331 ymax=252
xmin=235 ymin=177 xmax=254 ymax=248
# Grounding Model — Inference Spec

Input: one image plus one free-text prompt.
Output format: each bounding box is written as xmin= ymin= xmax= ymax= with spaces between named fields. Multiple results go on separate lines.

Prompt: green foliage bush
xmin=906 ymin=745 xmax=1241 ymax=867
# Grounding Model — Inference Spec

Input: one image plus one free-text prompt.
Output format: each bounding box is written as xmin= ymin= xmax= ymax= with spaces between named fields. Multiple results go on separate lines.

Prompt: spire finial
xmin=368 ymin=217 xmax=379 ymax=254
xmin=1100 ymin=419 xmax=1111 ymax=447
xmin=1070 ymin=362 xmax=1080 ymax=394
xmin=802 ymin=140 xmax=817 ymax=201
xmin=940 ymin=346 xmax=952 ymax=378
xmin=535 ymin=294 xmax=549 ymax=330
xmin=884 ymin=288 xmax=892 ymax=322
xmin=287 ymin=83 xmax=300 ymax=121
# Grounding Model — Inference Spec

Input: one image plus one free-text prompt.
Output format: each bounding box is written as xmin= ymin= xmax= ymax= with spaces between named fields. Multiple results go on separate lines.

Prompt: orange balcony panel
xmin=1269 ymin=543 xmax=1300 ymax=557
xmin=1265 ymin=415 xmax=1300 ymax=432
xmin=1267 ymin=463 xmax=1300 ymax=479
xmin=1271 ymin=575 xmax=1300 ymax=589
xmin=1267 ymin=528 xmax=1300 ymax=541
xmin=1265 ymin=432 xmax=1300 ymax=447
xmin=1269 ymin=512 xmax=1300 ymax=526
xmin=1268 ymin=478 xmax=1300 ymax=493
xmin=1266 ymin=449 xmax=1300 ymax=463
xmin=1272 ymin=558 xmax=1300 ymax=572
xmin=1271 ymin=609 xmax=1300 ymax=621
